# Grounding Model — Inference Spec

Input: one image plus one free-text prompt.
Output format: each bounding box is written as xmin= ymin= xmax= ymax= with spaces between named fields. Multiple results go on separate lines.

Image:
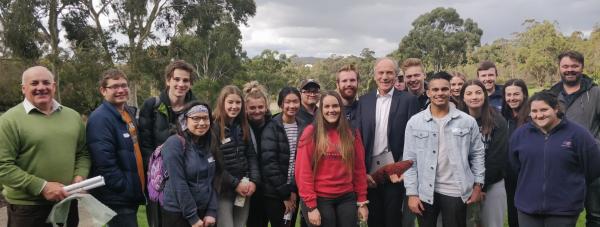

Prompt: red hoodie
xmin=295 ymin=125 xmax=368 ymax=209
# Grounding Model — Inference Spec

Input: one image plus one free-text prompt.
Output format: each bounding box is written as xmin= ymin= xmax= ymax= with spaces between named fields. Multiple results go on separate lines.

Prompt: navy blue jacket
xmin=161 ymin=134 xmax=218 ymax=224
xmin=509 ymin=119 xmax=600 ymax=215
xmin=356 ymin=88 xmax=420 ymax=173
xmin=86 ymin=101 xmax=145 ymax=206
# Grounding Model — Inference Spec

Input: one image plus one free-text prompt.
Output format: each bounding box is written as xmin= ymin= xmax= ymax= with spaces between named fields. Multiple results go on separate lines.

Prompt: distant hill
xmin=291 ymin=56 xmax=323 ymax=65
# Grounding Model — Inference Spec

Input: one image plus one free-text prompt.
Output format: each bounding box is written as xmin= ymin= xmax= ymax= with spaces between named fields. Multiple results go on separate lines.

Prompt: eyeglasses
xmin=104 ymin=83 xmax=129 ymax=90
xmin=397 ymin=75 xmax=404 ymax=83
xmin=301 ymin=90 xmax=320 ymax=95
xmin=188 ymin=116 xmax=210 ymax=123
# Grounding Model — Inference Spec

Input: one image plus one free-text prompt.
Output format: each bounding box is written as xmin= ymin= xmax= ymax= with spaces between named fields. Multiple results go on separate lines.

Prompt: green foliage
xmin=391 ymin=7 xmax=482 ymax=72
xmin=1 ymin=0 xmax=41 ymax=61
xmin=515 ymin=20 xmax=568 ymax=87
xmin=0 ymin=60 xmax=26 ymax=111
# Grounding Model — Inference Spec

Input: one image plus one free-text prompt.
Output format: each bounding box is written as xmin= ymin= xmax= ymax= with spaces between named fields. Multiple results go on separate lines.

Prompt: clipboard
xmin=370 ymin=150 xmax=394 ymax=174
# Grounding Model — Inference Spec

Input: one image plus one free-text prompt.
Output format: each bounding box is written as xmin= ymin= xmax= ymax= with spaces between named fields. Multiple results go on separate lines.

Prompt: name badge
xmin=123 ymin=133 xmax=130 ymax=138
xmin=221 ymin=137 xmax=231 ymax=144
xmin=208 ymin=157 xmax=215 ymax=163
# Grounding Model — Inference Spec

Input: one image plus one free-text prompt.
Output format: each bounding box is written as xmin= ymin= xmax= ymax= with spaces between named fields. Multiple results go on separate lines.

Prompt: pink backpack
xmin=147 ymin=135 xmax=185 ymax=204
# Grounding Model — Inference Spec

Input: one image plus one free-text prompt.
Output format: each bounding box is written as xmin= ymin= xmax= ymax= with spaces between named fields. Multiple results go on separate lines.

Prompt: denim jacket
xmin=402 ymin=105 xmax=485 ymax=204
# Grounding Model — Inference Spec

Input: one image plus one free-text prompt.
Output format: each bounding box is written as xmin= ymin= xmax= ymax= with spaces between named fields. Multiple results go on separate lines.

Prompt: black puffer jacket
xmin=138 ymin=90 xmax=195 ymax=169
xmin=213 ymin=121 xmax=260 ymax=193
xmin=260 ymin=114 xmax=307 ymax=199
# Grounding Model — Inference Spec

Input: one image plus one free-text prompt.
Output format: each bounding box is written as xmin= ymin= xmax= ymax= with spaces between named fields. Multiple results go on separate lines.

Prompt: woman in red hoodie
xmin=295 ymin=91 xmax=369 ymax=227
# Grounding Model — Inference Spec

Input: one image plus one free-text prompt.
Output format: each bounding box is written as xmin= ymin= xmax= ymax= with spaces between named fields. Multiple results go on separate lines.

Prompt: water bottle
xmin=234 ymin=177 xmax=249 ymax=207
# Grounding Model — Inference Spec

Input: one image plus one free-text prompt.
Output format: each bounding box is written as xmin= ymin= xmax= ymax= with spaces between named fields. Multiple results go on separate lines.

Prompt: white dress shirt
xmin=373 ymin=88 xmax=394 ymax=157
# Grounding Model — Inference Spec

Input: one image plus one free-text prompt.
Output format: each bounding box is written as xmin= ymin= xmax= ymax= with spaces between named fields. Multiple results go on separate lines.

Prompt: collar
xmin=423 ymin=104 xmax=460 ymax=122
xmin=376 ymin=88 xmax=394 ymax=97
xmin=23 ymin=98 xmax=62 ymax=114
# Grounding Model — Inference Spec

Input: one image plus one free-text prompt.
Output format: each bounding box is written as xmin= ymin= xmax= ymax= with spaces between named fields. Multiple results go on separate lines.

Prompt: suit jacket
xmin=357 ymin=88 xmax=420 ymax=173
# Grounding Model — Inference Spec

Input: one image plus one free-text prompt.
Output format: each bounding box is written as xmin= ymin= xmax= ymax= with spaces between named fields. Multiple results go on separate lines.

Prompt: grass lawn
xmin=135 ymin=206 xmax=588 ymax=227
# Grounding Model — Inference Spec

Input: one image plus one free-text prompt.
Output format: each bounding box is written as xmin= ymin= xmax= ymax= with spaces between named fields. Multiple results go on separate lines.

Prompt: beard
xmin=561 ymin=71 xmax=582 ymax=86
xmin=339 ymin=88 xmax=357 ymax=101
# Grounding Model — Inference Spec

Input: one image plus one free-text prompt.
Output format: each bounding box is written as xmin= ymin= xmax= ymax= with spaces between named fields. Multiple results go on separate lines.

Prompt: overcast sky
xmin=240 ymin=0 xmax=600 ymax=58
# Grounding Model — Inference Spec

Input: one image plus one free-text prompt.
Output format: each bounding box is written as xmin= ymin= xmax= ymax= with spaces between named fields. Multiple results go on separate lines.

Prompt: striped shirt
xmin=284 ymin=122 xmax=299 ymax=184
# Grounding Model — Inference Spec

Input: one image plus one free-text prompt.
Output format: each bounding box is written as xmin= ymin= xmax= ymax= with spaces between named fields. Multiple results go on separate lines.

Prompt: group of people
xmin=0 ymin=50 xmax=599 ymax=227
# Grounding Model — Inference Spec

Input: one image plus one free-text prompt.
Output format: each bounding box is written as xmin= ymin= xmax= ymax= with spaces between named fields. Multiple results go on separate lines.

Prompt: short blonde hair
xmin=400 ymin=58 xmax=425 ymax=74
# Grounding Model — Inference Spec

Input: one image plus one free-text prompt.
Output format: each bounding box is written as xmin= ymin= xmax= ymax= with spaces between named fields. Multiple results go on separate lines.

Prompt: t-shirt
xmin=284 ymin=122 xmax=298 ymax=184
xmin=433 ymin=115 xmax=462 ymax=197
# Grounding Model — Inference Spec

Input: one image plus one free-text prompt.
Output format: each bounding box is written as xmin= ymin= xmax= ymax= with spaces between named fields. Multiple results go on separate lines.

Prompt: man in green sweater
xmin=0 ymin=66 xmax=90 ymax=227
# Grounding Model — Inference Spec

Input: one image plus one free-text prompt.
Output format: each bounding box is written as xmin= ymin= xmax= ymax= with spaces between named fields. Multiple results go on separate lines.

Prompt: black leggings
xmin=300 ymin=193 xmax=358 ymax=227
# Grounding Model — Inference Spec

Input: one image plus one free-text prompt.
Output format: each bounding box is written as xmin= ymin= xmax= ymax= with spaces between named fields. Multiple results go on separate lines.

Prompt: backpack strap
xmin=153 ymin=96 xmax=160 ymax=109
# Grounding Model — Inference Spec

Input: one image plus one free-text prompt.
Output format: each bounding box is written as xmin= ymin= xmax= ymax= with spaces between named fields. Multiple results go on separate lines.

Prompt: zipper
xmin=542 ymin=133 xmax=549 ymax=212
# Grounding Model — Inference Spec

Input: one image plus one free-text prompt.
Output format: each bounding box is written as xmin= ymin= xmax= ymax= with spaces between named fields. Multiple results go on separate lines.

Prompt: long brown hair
xmin=213 ymin=85 xmax=250 ymax=142
xmin=459 ymin=80 xmax=496 ymax=136
xmin=311 ymin=91 xmax=355 ymax=175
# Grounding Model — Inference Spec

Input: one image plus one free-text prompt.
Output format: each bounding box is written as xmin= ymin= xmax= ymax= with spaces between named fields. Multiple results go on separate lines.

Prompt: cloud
xmin=241 ymin=0 xmax=600 ymax=57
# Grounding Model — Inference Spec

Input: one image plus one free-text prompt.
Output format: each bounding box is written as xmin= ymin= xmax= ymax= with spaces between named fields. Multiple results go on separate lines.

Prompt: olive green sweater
xmin=0 ymin=103 xmax=90 ymax=205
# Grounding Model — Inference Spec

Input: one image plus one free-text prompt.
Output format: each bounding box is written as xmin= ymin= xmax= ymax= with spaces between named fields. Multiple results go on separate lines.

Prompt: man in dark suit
xmin=356 ymin=57 xmax=420 ymax=227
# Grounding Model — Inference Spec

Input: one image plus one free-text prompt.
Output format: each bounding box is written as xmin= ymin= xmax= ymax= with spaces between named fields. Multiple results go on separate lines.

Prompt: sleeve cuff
xmin=305 ymin=199 xmax=317 ymax=209
xmin=37 ymin=181 xmax=48 ymax=195
xmin=187 ymin=215 xmax=201 ymax=226
xmin=205 ymin=209 xmax=218 ymax=219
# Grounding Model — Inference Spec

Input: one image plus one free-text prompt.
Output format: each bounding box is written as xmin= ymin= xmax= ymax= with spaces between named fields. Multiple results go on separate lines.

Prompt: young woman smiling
xmin=459 ymin=80 xmax=508 ymax=227
xmin=212 ymin=85 xmax=260 ymax=227
xmin=509 ymin=92 xmax=600 ymax=227
xmin=295 ymin=91 xmax=369 ymax=227
xmin=260 ymin=87 xmax=308 ymax=227
xmin=500 ymin=79 xmax=529 ymax=227
xmin=160 ymin=101 xmax=222 ymax=227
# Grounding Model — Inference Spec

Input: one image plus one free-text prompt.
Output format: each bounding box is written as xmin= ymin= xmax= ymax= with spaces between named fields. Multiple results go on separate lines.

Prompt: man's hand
xmin=366 ymin=174 xmax=377 ymax=188
xmin=42 ymin=182 xmax=67 ymax=202
xmin=389 ymin=174 xmax=404 ymax=183
xmin=408 ymin=196 xmax=424 ymax=216
xmin=467 ymin=184 xmax=483 ymax=204
xmin=308 ymin=208 xmax=321 ymax=226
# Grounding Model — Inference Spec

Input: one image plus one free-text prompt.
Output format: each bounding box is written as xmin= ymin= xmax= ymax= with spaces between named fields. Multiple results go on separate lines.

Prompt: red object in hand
xmin=371 ymin=160 xmax=414 ymax=185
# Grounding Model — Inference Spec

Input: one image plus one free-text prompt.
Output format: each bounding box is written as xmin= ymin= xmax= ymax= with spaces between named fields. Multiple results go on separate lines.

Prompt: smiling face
xmin=336 ymin=70 xmax=359 ymax=101
xmin=187 ymin=111 xmax=210 ymax=137
xmin=246 ymin=97 xmax=267 ymax=123
xmin=22 ymin=68 xmax=57 ymax=112
xmin=282 ymin=93 xmax=301 ymax=119
xmin=166 ymin=69 xmax=192 ymax=98
xmin=477 ymin=68 xmax=497 ymax=93
xmin=224 ymin=94 xmax=242 ymax=119
xmin=374 ymin=59 xmax=396 ymax=94
xmin=463 ymin=84 xmax=485 ymax=110
xmin=101 ymin=78 xmax=129 ymax=108
xmin=321 ymin=95 xmax=341 ymax=124
xmin=530 ymin=100 xmax=560 ymax=132
xmin=450 ymin=76 xmax=465 ymax=97
xmin=559 ymin=57 xmax=584 ymax=86
xmin=505 ymin=85 xmax=525 ymax=110
xmin=404 ymin=66 xmax=425 ymax=95
xmin=426 ymin=78 xmax=451 ymax=108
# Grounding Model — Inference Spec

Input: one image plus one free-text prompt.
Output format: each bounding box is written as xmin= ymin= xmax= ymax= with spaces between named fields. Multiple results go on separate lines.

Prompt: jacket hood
xmin=550 ymin=74 xmax=596 ymax=94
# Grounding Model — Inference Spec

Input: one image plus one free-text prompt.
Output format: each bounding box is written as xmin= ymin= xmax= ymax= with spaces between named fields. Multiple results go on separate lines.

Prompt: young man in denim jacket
xmin=403 ymin=72 xmax=485 ymax=227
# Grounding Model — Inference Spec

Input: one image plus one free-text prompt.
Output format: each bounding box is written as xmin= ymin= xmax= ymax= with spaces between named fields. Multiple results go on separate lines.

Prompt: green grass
xmin=135 ymin=206 xmax=587 ymax=226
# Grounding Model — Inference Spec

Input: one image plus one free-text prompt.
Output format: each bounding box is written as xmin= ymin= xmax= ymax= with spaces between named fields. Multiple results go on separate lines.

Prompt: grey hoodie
xmin=550 ymin=75 xmax=600 ymax=139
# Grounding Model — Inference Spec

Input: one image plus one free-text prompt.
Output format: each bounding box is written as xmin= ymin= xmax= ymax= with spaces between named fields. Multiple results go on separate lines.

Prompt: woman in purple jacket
xmin=509 ymin=91 xmax=600 ymax=227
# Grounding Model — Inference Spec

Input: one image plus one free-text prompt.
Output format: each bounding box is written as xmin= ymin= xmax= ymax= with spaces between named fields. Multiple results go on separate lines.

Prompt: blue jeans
xmin=107 ymin=205 xmax=139 ymax=227
xmin=587 ymin=178 xmax=600 ymax=227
